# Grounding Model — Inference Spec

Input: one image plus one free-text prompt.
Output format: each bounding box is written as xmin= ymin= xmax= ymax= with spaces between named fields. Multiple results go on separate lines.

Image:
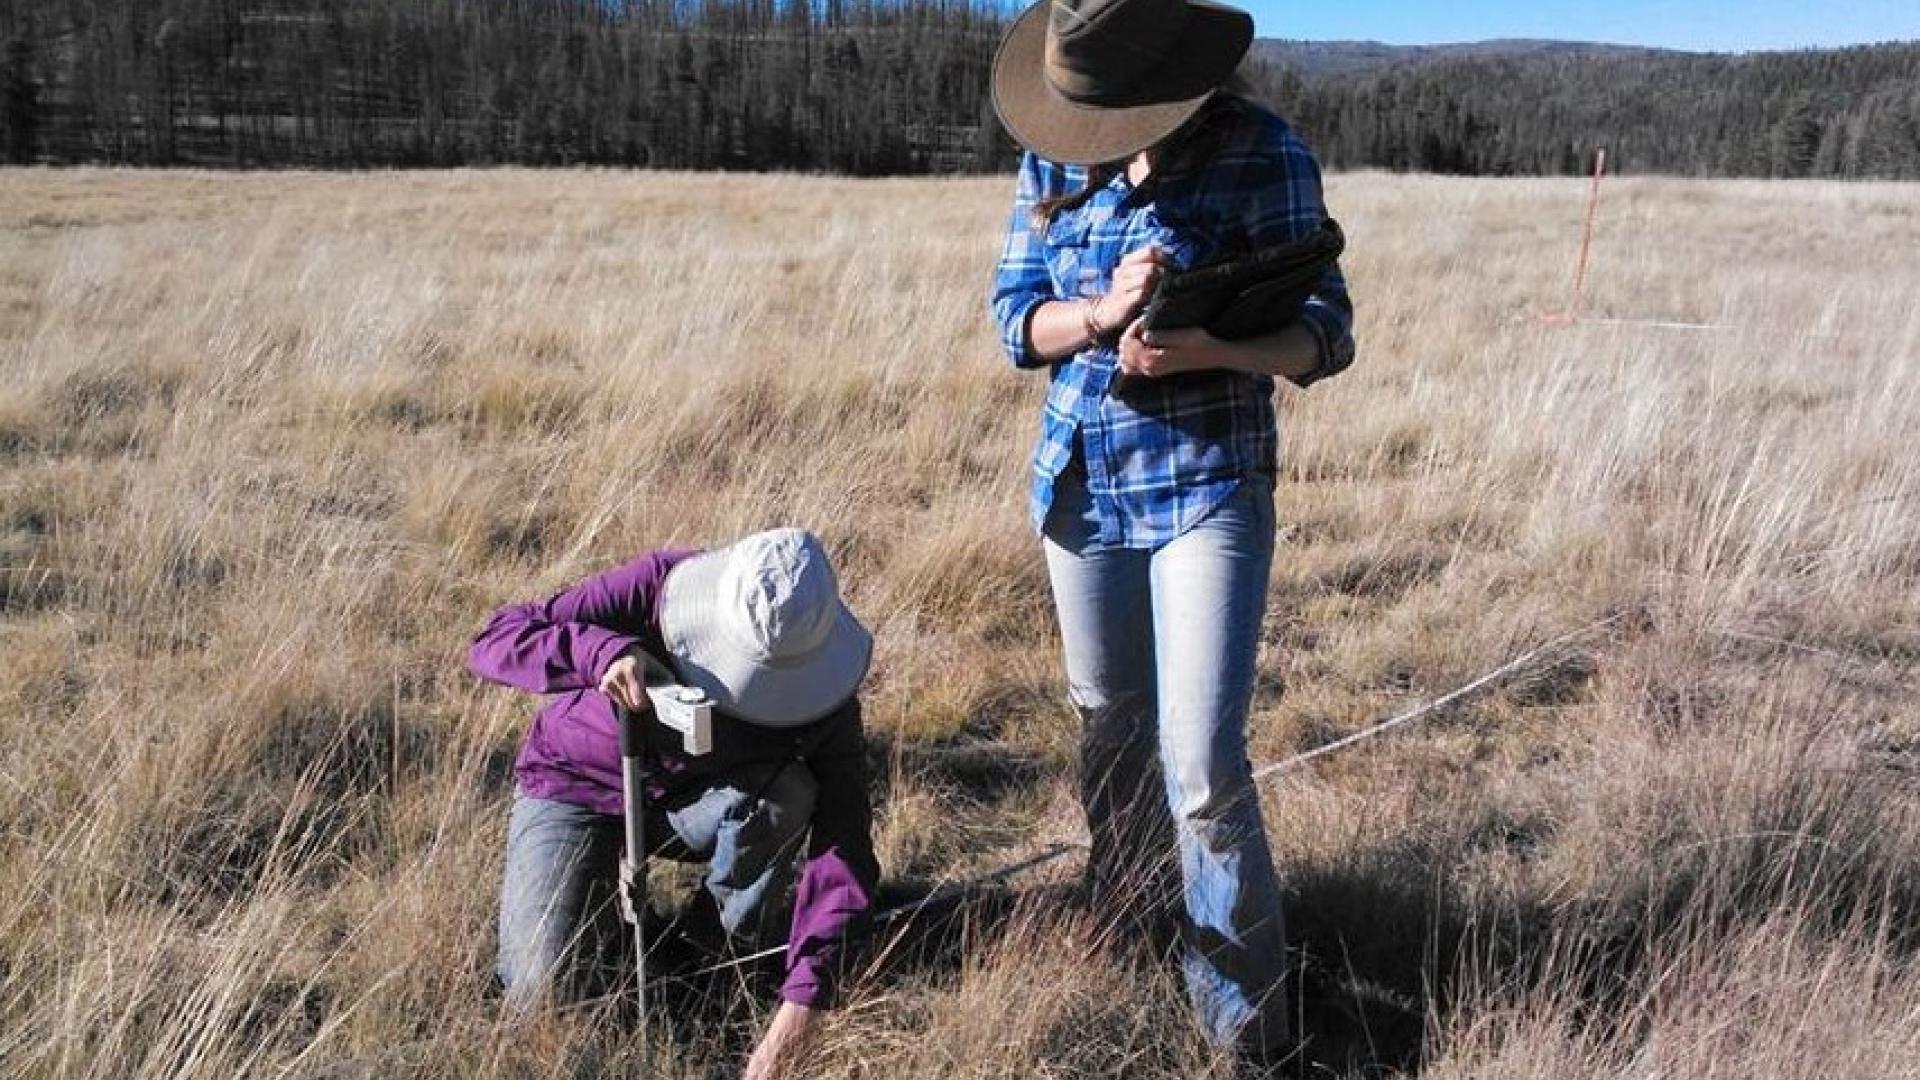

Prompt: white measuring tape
xmin=672 ymin=613 xmax=1624 ymax=977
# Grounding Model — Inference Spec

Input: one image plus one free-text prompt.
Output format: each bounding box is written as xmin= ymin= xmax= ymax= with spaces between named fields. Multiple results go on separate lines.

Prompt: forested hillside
xmin=0 ymin=0 xmax=1012 ymax=173
xmin=1 ymin=0 xmax=1916 ymax=177
xmin=1266 ymin=42 xmax=1920 ymax=177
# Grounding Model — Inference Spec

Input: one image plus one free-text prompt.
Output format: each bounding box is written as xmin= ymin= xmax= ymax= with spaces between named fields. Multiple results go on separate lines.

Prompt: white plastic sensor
xmin=644 ymin=680 xmax=715 ymax=756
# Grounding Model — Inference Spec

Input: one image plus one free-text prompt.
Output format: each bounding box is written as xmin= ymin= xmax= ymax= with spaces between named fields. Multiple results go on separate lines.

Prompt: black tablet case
xmin=1110 ymin=218 xmax=1344 ymax=398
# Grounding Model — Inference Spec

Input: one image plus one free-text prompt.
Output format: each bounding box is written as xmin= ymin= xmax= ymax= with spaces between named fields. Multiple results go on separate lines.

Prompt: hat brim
xmin=991 ymin=0 xmax=1253 ymax=166
xmin=659 ymin=547 xmax=873 ymax=729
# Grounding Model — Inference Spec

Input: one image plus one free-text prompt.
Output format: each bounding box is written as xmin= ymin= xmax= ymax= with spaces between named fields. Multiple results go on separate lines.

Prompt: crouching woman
xmin=468 ymin=528 xmax=879 ymax=1079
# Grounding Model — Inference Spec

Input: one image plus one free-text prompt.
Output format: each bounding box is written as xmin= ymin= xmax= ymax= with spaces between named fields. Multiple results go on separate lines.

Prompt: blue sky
xmin=1236 ymin=0 xmax=1920 ymax=52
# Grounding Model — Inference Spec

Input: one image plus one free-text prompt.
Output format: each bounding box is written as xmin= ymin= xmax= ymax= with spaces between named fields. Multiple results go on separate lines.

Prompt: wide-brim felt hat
xmin=660 ymin=528 xmax=872 ymax=729
xmin=992 ymin=0 xmax=1254 ymax=166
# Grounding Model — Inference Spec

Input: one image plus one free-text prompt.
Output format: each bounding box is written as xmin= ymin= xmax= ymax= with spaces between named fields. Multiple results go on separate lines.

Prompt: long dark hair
xmin=1028 ymin=74 xmax=1260 ymax=232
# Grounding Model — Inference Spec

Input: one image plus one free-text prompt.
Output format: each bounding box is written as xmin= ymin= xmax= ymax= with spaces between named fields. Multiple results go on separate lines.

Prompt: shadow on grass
xmin=492 ymin=816 xmax=1920 ymax=1079
xmin=640 ymin=844 xmax=1471 ymax=1077
xmin=1280 ymin=842 xmax=1494 ymax=1076
xmin=1275 ymin=787 xmax=1920 ymax=1076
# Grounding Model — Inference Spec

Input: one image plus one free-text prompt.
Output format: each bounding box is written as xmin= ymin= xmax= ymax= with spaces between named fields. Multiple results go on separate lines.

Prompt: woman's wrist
xmin=744 ymin=1002 xmax=821 ymax=1079
xmin=1025 ymin=296 xmax=1122 ymax=362
xmin=1080 ymin=298 xmax=1110 ymax=346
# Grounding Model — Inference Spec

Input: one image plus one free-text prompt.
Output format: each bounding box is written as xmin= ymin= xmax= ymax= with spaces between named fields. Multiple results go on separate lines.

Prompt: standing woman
xmin=988 ymin=0 xmax=1356 ymax=1060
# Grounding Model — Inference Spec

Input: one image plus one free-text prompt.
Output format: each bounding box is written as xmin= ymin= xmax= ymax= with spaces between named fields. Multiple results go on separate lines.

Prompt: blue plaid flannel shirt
xmin=988 ymin=103 xmax=1355 ymax=548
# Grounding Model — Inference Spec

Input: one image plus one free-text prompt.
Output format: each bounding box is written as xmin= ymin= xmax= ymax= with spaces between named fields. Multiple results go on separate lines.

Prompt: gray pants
xmin=496 ymin=762 xmax=817 ymax=1013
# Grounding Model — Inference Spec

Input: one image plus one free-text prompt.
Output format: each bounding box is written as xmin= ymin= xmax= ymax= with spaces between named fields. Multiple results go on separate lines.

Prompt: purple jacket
xmin=467 ymin=549 xmax=879 ymax=1007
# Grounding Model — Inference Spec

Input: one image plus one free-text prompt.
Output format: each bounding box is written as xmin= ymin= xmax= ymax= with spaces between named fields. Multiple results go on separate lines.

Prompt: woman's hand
xmin=1091 ymin=244 xmax=1169 ymax=335
xmin=597 ymin=649 xmax=650 ymax=713
xmin=742 ymin=1002 xmax=820 ymax=1080
xmin=1117 ymin=318 xmax=1227 ymax=380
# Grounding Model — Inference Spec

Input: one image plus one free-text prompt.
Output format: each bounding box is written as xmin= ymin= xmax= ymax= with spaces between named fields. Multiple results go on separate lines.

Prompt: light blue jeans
xmin=1043 ymin=464 xmax=1288 ymax=1053
xmin=495 ymin=762 xmax=816 ymax=1012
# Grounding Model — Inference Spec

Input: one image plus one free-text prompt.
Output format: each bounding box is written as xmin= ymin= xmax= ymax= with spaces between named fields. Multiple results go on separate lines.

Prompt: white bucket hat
xmin=659 ymin=528 xmax=872 ymax=728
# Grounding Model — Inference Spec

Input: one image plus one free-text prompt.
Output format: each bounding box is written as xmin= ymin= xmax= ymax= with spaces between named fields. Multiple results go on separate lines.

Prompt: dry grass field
xmin=0 ymin=165 xmax=1917 ymax=1079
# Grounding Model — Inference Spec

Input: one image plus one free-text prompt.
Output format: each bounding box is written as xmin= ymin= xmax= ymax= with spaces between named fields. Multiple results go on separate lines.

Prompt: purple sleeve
xmin=467 ymin=549 xmax=697 ymax=694
xmin=781 ymin=700 xmax=880 ymax=1008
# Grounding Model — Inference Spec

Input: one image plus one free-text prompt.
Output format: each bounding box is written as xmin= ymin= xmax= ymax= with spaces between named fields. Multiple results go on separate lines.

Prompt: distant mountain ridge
xmin=1251 ymin=38 xmax=1683 ymax=81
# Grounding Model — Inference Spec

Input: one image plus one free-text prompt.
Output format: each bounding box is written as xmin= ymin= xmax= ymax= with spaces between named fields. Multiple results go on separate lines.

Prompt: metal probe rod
xmin=617 ymin=704 xmax=651 ymax=1074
